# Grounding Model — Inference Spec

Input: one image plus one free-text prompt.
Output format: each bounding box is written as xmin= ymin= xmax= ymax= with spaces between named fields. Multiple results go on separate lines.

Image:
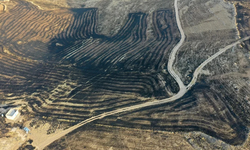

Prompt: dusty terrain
xmin=226 ymin=0 xmax=250 ymax=51
xmin=26 ymin=0 xmax=68 ymax=9
xmin=174 ymin=0 xmax=250 ymax=127
xmin=0 ymin=4 xmax=4 ymax=12
xmin=45 ymin=124 xmax=194 ymax=150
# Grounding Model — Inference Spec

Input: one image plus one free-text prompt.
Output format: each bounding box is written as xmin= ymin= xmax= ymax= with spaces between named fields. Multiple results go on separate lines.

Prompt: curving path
xmin=186 ymin=36 xmax=250 ymax=90
xmin=35 ymin=0 xmax=250 ymax=149
xmin=167 ymin=0 xmax=186 ymax=93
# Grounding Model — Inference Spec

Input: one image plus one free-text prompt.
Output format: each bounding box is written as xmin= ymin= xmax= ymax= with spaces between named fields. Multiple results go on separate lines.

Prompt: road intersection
xmin=36 ymin=0 xmax=250 ymax=149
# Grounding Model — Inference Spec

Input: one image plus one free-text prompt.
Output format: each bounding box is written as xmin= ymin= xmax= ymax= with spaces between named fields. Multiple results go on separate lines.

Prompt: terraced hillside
xmin=98 ymin=84 xmax=248 ymax=145
xmin=0 ymin=1 xmax=94 ymax=60
xmin=170 ymin=0 xmax=250 ymax=147
xmin=1 ymin=0 xmax=250 ymax=149
xmin=0 ymin=1 xmax=180 ymax=122
xmin=52 ymin=10 xmax=180 ymax=75
xmin=45 ymin=124 xmax=194 ymax=150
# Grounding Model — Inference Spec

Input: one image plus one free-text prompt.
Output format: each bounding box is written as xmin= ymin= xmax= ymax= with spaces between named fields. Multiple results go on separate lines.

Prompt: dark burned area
xmin=94 ymin=83 xmax=248 ymax=145
xmin=0 ymin=0 xmax=249 ymax=147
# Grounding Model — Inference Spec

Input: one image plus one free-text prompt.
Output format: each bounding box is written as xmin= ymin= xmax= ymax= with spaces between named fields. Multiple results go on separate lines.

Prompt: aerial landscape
xmin=0 ymin=0 xmax=250 ymax=149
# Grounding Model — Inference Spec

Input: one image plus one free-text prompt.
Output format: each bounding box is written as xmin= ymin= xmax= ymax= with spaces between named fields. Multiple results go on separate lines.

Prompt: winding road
xmin=186 ymin=36 xmax=250 ymax=90
xmin=35 ymin=0 xmax=250 ymax=149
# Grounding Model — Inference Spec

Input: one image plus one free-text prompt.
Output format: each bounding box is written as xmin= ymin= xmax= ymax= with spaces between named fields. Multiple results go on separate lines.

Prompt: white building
xmin=6 ymin=108 xmax=20 ymax=120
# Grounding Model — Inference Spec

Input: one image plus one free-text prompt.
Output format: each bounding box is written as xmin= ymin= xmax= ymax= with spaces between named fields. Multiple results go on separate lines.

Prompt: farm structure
xmin=5 ymin=109 xmax=20 ymax=120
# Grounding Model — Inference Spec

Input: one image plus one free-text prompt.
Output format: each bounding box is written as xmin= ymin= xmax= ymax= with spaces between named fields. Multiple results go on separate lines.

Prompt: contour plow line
xmin=35 ymin=0 xmax=250 ymax=148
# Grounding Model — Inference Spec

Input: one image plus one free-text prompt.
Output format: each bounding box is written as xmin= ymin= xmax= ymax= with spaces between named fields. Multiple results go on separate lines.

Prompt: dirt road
xmin=35 ymin=0 xmax=250 ymax=149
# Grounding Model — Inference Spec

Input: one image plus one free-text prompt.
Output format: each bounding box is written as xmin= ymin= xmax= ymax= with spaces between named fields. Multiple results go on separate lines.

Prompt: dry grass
xmin=45 ymin=124 xmax=194 ymax=150
xmin=26 ymin=0 xmax=69 ymax=10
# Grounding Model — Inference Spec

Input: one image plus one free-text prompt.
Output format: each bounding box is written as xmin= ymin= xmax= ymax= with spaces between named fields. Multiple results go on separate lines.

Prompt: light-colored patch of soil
xmin=45 ymin=124 xmax=195 ymax=150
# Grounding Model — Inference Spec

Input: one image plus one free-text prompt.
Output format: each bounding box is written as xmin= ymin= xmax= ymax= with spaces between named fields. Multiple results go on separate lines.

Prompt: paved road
xmin=36 ymin=0 xmax=250 ymax=149
xmin=167 ymin=0 xmax=186 ymax=93
xmin=186 ymin=36 xmax=250 ymax=90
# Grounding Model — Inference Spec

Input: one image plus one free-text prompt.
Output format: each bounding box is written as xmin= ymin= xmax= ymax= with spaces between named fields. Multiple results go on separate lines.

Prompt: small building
xmin=5 ymin=108 xmax=20 ymax=120
xmin=23 ymin=127 xmax=30 ymax=134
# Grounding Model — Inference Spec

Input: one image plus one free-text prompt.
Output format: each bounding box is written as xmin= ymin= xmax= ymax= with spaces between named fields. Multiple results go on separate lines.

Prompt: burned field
xmin=100 ymin=84 xmax=248 ymax=145
xmin=45 ymin=124 xmax=194 ymax=150
xmin=0 ymin=0 xmax=250 ymax=148
xmin=0 ymin=1 xmax=180 ymax=121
